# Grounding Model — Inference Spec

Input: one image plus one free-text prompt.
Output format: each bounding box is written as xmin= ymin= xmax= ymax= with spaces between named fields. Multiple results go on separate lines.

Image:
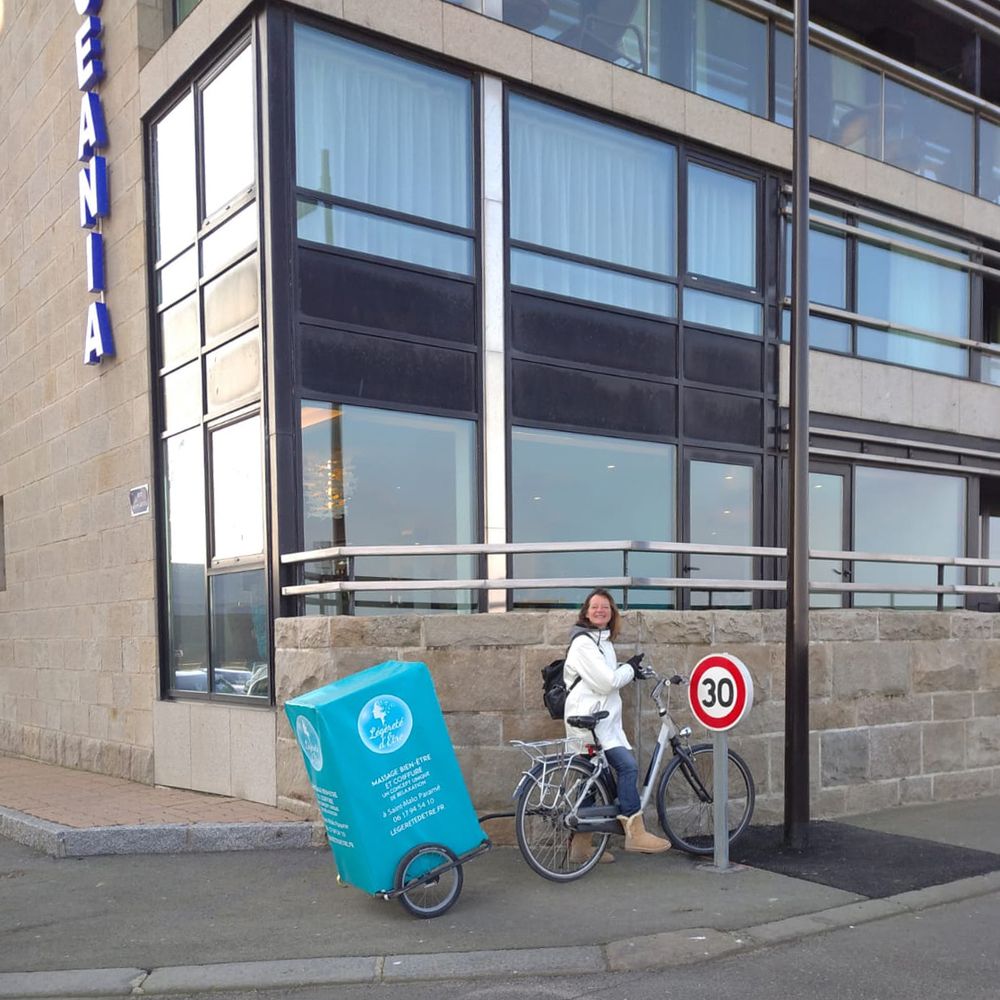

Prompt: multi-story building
xmin=2 ymin=0 xmax=1000 ymax=807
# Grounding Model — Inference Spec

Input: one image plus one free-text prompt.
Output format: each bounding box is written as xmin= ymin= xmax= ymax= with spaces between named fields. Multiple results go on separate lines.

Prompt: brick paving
xmin=0 ymin=755 xmax=305 ymax=828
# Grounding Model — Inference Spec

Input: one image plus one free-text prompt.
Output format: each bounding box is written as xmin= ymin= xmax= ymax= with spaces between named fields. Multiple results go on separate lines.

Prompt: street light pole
xmin=784 ymin=0 xmax=811 ymax=849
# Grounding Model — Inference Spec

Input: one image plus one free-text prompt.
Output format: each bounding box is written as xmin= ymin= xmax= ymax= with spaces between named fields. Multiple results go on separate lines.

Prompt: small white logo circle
xmin=295 ymin=715 xmax=324 ymax=772
xmin=357 ymin=695 xmax=413 ymax=755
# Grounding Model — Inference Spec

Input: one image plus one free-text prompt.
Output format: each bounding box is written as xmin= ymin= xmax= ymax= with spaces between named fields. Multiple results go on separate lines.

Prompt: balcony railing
xmin=280 ymin=540 xmax=1000 ymax=613
xmin=487 ymin=0 xmax=1000 ymax=203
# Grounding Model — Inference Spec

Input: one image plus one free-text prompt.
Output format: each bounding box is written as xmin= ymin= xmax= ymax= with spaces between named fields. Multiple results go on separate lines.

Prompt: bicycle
xmin=510 ymin=667 xmax=755 ymax=881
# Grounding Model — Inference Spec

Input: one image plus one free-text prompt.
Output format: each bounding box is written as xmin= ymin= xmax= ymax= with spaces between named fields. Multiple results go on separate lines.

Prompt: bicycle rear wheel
xmin=655 ymin=744 xmax=755 ymax=855
xmin=514 ymin=758 xmax=612 ymax=882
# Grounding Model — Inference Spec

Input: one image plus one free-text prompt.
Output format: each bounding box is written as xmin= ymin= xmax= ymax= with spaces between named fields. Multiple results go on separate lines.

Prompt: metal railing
xmin=280 ymin=540 xmax=1000 ymax=612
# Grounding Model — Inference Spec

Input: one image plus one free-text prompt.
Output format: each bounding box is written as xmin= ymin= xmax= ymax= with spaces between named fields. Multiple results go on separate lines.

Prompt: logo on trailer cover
xmin=358 ymin=695 xmax=413 ymax=755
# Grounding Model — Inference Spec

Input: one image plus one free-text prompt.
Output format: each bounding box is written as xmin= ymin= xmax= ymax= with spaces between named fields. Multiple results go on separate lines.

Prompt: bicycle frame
xmin=512 ymin=673 xmax=696 ymax=835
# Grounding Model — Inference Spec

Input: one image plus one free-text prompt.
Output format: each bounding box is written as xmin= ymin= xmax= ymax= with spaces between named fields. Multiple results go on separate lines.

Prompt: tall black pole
xmin=784 ymin=0 xmax=811 ymax=849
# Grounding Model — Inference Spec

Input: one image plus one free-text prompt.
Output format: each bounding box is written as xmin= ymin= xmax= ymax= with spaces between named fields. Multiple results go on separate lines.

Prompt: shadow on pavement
xmin=732 ymin=821 xmax=1000 ymax=897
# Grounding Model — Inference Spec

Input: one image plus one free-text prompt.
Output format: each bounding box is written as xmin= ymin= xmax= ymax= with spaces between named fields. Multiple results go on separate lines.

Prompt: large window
xmin=854 ymin=468 xmax=966 ymax=609
xmin=151 ymin=42 xmax=268 ymax=700
xmin=300 ymin=403 xmax=478 ymax=614
xmin=783 ymin=208 xmax=973 ymax=377
xmin=294 ymin=26 xmax=474 ymax=275
xmin=508 ymin=95 xmax=677 ymax=316
xmin=510 ymin=427 xmax=676 ymax=609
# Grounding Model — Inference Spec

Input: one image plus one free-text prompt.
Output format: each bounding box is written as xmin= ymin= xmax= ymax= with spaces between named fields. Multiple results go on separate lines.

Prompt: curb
xmin=0 ymin=805 xmax=325 ymax=857
xmin=4 ymin=869 xmax=998 ymax=997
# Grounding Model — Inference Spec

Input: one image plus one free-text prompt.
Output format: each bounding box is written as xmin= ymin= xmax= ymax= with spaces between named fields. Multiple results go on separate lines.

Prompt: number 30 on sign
xmin=687 ymin=653 xmax=754 ymax=732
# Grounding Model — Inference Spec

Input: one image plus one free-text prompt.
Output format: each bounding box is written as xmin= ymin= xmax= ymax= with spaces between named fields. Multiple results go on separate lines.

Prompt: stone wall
xmin=274 ymin=610 xmax=1000 ymax=838
xmin=0 ymin=1 xmax=167 ymax=781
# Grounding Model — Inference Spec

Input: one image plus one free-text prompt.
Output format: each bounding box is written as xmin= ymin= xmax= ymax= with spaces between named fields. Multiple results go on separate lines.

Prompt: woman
xmin=563 ymin=588 xmax=670 ymax=858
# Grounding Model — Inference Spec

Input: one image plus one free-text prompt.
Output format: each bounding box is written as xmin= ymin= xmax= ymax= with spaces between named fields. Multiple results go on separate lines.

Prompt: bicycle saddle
xmin=566 ymin=710 xmax=609 ymax=730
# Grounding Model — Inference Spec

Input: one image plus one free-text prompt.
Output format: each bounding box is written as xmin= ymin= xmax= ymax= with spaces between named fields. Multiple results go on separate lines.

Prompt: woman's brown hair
xmin=575 ymin=588 xmax=621 ymax=640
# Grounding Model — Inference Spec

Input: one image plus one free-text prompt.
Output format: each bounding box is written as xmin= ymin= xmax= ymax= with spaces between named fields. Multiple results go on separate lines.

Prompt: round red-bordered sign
xmin=687 ymin=653 xmax=754 ymax=731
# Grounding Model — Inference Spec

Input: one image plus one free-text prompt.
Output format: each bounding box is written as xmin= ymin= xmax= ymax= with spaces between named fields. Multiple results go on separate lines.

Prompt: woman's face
xmin=586 ymin=594 xmax=613 ymax=629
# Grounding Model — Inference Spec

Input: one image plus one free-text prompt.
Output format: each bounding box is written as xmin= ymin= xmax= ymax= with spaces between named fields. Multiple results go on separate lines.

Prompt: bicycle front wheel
xmin=655 ymin=744 xmax=755 ymax=855
xmin=514 ymin=759 xmax=612 ymax=882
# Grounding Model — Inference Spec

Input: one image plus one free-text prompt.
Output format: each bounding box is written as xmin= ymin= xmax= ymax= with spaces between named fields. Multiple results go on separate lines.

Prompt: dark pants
xmin=605 ymin=745 xmax=641 ymax=816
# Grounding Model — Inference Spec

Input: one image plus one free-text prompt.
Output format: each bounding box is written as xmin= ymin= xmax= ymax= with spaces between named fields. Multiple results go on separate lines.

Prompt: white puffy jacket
xmin=562 ymin=627 xmax=634 ymax=751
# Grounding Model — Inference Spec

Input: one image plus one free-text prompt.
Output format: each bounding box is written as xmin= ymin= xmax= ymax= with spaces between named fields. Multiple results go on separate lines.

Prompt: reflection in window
xmin=687 ymin=164 xmax=756 ymax=287
xmin=688 ymin=460 xmax=752 ymax=608
xmin=294 ymin=25 xmax=471 ymax=229
xmin=856 ymin=237 xmax=969 ymax=343
xmin=511 ymin=427 xmax=675 ymax=609
xmin=509 ymin=95 xmax=676 ymax=311
xmin=204 ymin=255 xmax=259 ymax=344
xmin=990 ymin=516 xmax=1000 ymax=588
xmin=884 ymin=80 xmax=973 ymax=193
xmin=206 ymin=331 xmax=261 ymax=416
xmin=297 ymin=200 xmax=473 ymax=275
xmin=654 ymin=0 xmax=767 ymax=116
xmin=684 ymin=288 xmax=761 ymax=335
xmin=160 ymin=294 xmax=199 ymax=369
xmin=153 ymin=94 xmax=197 ymax=262
xmin=856 ymin=325 xmax=967 ymax=377
xmin=781 ymin=311 xmax=852 ymax=353
xmin=210 ymin=570 xmax=269 ymax=697
xmin=808 ymin=45 xmax=882 ymax=156
xmin=166 ymin=431 xmax=208 ymax=693
xmin=202 ymin=48 xmax=255 ymax=217
xmin=854 ymin=467 xmax=964 ymax=608
xmin=784 ymin=220 xmax=847 ymax=309
xmin=202 ymin=203 xmax=258 ymax=277
xmin=300 ymin=403 xmax=478 ymax=614
xmin=211 ymin=416 xmax=264 ymax=560
xmin=809 ymin=472 xmax=844 ymax=608
xmin=980 ymin=120 xmax=1000 ymax=205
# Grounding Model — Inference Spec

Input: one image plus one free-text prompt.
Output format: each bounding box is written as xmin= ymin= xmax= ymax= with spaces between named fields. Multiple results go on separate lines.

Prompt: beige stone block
xmin=911 ymin=640 xmax=983 ymax=693
xmin=958 ymin=382 xmax=1000 ymax=438
xmin=878 ymin=612 xmax=950 ymax=641
xmin=444 ymin=711 xmax=502 ymax=746
xmin=811 ymin=140 xmax=866 ymax=197
xmin=869 ymin=723 xmax=921 ymax=779
xmin=502 ymin=710 xmax=563 ymax=743
xmin=810 ymin=699 xmax=857 ymax=732
xmin=913 ymin=177 xmax=966 ymax=230
xmin=863 ymin=159 xmax=918 ymax=212
xmin=750 ymin=116 xmax=791 ymax=171
xmin=855 ymin=694 xmax=932 ymax=726
xmin=275 ymin=648 xmax=338 ymax=705
xmin=329 ymin=615 xmax=423 ymax=648
xmin=899 ymin=774 xmax=934 ymax=805
xmin=974 ymin=691 xmax=1000 ymax=717
xmin=152 ymin=700 xmax=191 ymax=788
xmin=810 ymin=610 xmax=878 ymax=642
xmin=456 ymin=744 xmax=522 ymax=812
xmin=530 ymin=35 xmax=613 ymax=109
xmin=331 ymin=647 xmax=401 ymax=679
xmin=641 ymin=611 xmax=713 ymax=644
xmin=967 ymin=717 xmax=1000 ymax=768
xmin=861 ymin=361 xmax=912 ymax=424
xmin=831 ymin=642 xmax=910 ymax=699
xmin=684 ymin=90 xmax=751 ymax=157
xmin=296 ymin=615 xmax=332 ymax=649
xmin=424 ymin=612 xmax=545 ymax=647
xmin=820 ymin=728 xmax=869 ymax=785
xmin=611 ymin=66 xmax=684 ymax=135
xmin=443 ymin=3 xmax=532 ymax=79
xmin=922 ymin=720 xmax=965 ymax=774
xmin=932 ymin=692 xmax=974 ymax=721
xmin=276 ymin=734 xmax=313 ymax=803
xmin=189 ymin=702 xmax=232 ymax=796
xmin=933 ymin=768 xmax=993 ymax=800
xmin=910 ymin=371 xmax=960 ymax=433
xmin=712 ymin=611 xmax=762 ymax=644
xmin=230 ymin=707 xmax=277 ymax=806
xmin=342 ymin=0 xmax=444 ymax=52
xmin=844 ymin=778 xmax=900 ymax=815
xmin=811 ymin=784 xmax=848 ymax=821
xmin=950 ymin=612 xmax=994 ymax=639
xmin=425 ymin=647 xmax=521 ymax=712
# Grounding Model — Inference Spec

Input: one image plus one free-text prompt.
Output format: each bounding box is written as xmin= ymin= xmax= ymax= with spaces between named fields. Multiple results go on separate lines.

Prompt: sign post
xmin=688 ymin=653 xmax=754 ymax=871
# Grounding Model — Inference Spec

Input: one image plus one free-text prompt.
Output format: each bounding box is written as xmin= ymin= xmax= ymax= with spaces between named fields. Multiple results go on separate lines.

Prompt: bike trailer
xmin=285 ymin=660 xmax=488 ymax=911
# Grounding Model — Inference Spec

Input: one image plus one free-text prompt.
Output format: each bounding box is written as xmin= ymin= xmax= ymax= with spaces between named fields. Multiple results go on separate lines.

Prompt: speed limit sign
xmin=688 ymin=653 xmax=754 ymax=731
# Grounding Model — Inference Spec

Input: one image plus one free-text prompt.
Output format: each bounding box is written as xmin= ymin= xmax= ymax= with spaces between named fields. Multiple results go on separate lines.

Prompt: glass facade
xmin=151 ymin=40 xmax=268 ymax=700
xmin=146 ymin=9 xmax=1000 ymax=709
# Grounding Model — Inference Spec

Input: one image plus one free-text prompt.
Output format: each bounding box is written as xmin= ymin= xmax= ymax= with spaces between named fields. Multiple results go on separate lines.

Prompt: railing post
xmin=937 ymin=563 xmax=945 ymax=612
xmin=623 ymin=547 xmax=630 ymax=610
xmin=346 ymin=555 xmax=356 ymax=616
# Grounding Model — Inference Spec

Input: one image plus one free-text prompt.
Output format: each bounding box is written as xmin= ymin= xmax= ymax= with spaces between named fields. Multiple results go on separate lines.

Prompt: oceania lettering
xmin=75 ymin=0 xmax=115 ymax=365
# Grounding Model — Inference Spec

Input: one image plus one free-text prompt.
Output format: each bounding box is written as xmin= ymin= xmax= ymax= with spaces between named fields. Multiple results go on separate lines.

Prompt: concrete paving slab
xmin=140 ymin=957 xmax=379 ymax=994
xmin=381 ymin=946 xmax=606 ymax=981
xmin=605 ymin=927 xmax=744 ymax=971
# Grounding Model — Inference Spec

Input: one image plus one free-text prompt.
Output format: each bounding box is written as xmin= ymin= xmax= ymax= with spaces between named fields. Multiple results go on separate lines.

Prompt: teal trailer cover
xmin=285 ymin=660 xmax=486 ymax=894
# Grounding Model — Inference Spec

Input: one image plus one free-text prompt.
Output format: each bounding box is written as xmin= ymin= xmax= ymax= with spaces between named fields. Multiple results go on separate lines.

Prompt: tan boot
xmin=618 ymin=812 xmax=671 ymax=854
xmin=569 ymin=834 xmax=615 ymax=864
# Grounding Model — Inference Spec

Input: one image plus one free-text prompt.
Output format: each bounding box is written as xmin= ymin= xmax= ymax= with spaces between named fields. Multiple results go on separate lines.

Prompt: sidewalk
xmin=2 ymin=752 xmax=999 ymax=998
